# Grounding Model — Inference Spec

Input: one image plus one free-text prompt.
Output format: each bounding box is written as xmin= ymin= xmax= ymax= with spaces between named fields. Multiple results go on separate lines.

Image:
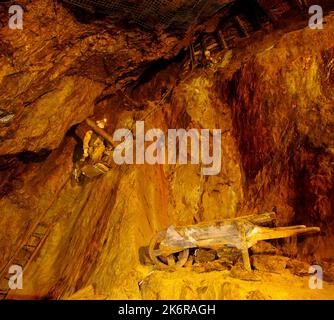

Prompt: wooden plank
xmin=189 ymin=44 xmax=195 ymax=69
xmin=234 ymin=16 xmax=249 ymax=37
xmin=216 ymin=30 xmax=229 ymax=50
xmin=207 ymin=43 xmax=219 ymax=51
xmin=250 ymin=226 xmax=320 ymax=242
xmin=237 ymin=222 xmax=252 ymax=271
xmin=189 ymin=212 xmax=276 ymax=229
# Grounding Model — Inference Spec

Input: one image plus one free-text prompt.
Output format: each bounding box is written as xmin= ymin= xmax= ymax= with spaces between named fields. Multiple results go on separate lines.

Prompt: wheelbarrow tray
xmin=149 ymin=212 xmax=320 ymax=271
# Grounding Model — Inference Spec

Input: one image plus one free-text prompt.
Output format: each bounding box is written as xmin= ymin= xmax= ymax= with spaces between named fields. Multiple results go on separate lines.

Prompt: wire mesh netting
xmin=63 ymin=0 xmax=233 ymax=30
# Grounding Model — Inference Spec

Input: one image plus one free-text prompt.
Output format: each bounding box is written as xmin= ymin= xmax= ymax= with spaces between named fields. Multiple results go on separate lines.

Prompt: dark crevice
xmin=17 ymin=149 xmax=52 ymax=164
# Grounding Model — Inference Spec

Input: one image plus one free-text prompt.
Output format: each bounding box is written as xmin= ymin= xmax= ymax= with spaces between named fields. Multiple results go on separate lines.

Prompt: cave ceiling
xmin=0 ymin=0 xmax=334 ymax=301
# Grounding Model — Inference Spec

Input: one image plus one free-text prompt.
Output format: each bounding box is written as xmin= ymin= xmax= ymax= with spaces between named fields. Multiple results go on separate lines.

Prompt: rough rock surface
xmin=0 ymin=0 xmax=193 ymax=155
xmin=138 ymin=269 xmax=334 ymax=300
xmin=225 ymin=20 xmax=334 ymax=262
xmin=0 ymin=2 xmax=333 ymax=300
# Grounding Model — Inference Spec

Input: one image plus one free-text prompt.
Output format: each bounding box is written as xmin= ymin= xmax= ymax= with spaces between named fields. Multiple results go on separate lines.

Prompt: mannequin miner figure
xmin=82 ymin=119 xmax=107 ymax=163
xmin=73 ymin=118 xmax=113 ymax=182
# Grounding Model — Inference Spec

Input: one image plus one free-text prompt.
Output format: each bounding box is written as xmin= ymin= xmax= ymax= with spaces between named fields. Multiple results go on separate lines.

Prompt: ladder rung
xmin=23 ymin=244 xmax=38 ymax=249
xmin=26 ymin=237 xmax=41 ymax=247
xmin=22 ymin=245 xmax=35 ymax=251
xmin=32 ymin=233 xmax=44 ymax=238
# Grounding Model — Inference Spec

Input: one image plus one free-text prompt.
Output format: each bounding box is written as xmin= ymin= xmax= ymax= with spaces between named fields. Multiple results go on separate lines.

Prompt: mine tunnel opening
xmin=131 ymin=53 xmax=186 ymax=91
xmin=17 ymin=149 xmax=52 ymax=164
xmin=0 ymin=149 xmax=52 ymax=199
xmin=125 ymin=51 xmax=187 ymax=104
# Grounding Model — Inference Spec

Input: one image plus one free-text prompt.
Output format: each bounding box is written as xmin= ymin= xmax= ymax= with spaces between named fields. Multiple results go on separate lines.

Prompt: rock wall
xmin=0 ymin=1 xmax=333 ymax=299
xmin=226 ymin=19 xmax=334 ymax=262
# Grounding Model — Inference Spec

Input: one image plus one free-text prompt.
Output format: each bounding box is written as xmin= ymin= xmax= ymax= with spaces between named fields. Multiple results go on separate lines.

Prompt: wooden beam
xmin=237 ymin=222 xmax=252 ymax=272
xmin=250 ymin=226 xmax=320 ymax=242
xmin=189 ymin=44 xmax=195 ymax=69
xmin=234 ymin=16 xmax=249 ymax=37
xmin=86 ymin=118 xmax=116 ymax=148
xmin=216 ymin=30 xmax=229 ymax=50
xmin=201 ymin=38 xmax=207 ymax=64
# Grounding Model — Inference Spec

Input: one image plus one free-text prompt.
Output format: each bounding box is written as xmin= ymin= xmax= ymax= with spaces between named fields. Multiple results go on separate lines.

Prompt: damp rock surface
xmin=0 ymin=2 xmax=333 ymax=300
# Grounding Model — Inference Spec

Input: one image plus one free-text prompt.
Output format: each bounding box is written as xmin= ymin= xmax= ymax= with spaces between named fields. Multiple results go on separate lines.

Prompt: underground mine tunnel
xmin=0 ymin=0 xmax=333 ymax=301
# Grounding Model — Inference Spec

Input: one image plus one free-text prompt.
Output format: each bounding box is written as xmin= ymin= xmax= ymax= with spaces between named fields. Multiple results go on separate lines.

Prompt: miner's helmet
xmin=96 ymin=118 xmax=107 ymax=129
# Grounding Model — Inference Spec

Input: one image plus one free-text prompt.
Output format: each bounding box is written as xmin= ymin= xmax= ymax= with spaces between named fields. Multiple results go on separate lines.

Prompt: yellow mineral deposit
xmin=0 ymin=0 xmax=333 ymax=300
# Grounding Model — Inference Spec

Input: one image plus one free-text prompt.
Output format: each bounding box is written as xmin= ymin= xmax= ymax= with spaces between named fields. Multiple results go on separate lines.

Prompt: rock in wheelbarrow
xmin=194 ymin=249 xmax=217 ymax=263
xmin=217 ymin=246 xmax=241 ymax=265
xmin=250 ymin=241 xmax=282 ymax=255
xmin=251 ymin=255 xmax=289 ymax=273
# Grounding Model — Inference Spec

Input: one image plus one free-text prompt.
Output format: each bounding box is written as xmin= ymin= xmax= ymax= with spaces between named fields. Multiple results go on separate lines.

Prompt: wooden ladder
xmin=0 ymin=222 xmax=51 ymax=300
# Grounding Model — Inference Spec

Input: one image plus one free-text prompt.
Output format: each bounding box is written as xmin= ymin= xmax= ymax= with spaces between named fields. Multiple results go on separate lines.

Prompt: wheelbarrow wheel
xmin=149 ymin=231 xmax=189 ymax=269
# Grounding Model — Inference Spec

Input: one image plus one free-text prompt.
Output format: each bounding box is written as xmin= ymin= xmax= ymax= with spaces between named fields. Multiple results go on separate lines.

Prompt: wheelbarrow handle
xmin=249 ymin=226 xmax=320 ymax=243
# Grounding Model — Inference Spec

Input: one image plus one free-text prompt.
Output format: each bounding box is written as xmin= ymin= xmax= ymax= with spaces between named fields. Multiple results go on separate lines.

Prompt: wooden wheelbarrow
xmin=149 ymin=212 xmax=320 ymax=271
